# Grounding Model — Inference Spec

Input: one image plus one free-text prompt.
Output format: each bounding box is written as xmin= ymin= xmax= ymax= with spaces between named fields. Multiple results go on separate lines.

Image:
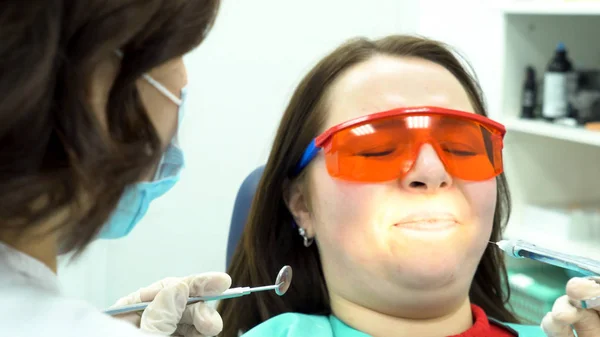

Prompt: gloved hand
xmin=541 ymin=277 xmax=600 ymax=337
xmin=109 ymin=272 xmax=232 ymax=337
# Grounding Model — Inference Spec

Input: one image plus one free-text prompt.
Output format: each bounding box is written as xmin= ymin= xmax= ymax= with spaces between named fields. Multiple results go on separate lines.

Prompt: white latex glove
xmin=541 ymin=277 xmax=600 ymax=337
xmin=109 ymin=272 xmax=232 ymax=337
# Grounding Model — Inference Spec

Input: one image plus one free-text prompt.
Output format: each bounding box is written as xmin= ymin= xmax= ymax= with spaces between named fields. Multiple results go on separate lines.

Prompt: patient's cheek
xmin=311 ymin=185 xmax=360 ymax=236
xmin=462 ymin=179 xmax=497 ymax=230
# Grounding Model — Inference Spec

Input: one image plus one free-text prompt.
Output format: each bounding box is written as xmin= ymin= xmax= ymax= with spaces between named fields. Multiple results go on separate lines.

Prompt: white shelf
xmin=495 ymin=1 xmax=600 ymax=286
xmin=504 ymin=117 xmax=600 ymax=146
xmin=499 ymin=1 xmax=600 ymax=15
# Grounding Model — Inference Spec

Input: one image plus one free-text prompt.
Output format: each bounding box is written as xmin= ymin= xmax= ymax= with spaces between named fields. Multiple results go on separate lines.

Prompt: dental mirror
xmin=104 ymin=265 xmax=293 ymax=316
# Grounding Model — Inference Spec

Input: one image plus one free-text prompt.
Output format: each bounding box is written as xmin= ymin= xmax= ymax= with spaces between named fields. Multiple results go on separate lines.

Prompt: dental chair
xmin=226 ymin=165 xmax=265 ymax=270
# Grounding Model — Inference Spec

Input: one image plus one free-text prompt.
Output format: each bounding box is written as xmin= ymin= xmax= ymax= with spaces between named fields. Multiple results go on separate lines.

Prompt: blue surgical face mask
xmin=98 ymin=68 xmax=188 ymax=239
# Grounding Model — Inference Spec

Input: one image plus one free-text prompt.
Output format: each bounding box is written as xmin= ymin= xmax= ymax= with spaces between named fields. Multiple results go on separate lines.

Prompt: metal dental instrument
xmin=490 ymin=239 xmax=600 ymax=309
xmin=104 ymin=265 xmax=293 ymax=316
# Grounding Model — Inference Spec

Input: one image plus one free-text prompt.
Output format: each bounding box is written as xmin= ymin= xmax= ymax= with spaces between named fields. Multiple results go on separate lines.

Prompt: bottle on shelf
xmin=521 ymin=66 xmax=537 ymax=119
xmin=541 ymin=42 xmax=576 ymax=121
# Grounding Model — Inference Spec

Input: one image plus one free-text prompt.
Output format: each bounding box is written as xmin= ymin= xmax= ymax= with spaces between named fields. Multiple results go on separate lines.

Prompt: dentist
xmin=0 ymin=1 xmax=230 ymax=336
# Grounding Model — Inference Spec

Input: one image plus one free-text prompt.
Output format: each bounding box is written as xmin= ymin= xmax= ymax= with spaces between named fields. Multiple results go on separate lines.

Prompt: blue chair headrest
xmin=226 ymin=165 xmax=265 ymax=270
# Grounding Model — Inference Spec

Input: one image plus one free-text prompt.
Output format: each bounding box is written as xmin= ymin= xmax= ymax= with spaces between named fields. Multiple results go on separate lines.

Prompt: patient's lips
xmin=393 ymin=211 xmax=458 ymax=231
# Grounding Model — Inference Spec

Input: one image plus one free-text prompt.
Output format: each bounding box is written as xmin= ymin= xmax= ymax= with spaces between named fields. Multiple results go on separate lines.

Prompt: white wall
xmin=58 ymin=0 xmax=424 ymax=309
xmin=416 ymin=0 xmax=505 ymax=118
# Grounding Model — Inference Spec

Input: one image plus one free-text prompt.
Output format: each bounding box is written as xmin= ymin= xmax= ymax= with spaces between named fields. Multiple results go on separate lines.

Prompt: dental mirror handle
xmin=104 ymin=284 xmax=279 ymax=316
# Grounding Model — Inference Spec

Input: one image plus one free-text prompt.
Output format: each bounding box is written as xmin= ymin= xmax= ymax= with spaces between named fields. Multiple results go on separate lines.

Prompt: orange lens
xmin=321 ymin=114 xmax=504 ymax=182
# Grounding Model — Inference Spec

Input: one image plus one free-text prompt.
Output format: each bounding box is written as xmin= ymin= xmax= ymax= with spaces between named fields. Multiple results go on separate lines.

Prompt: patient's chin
xmin=384 ymin=234 xmax=480 ymax=289
xmin=392 ymin=256 xmax=466 ymax=290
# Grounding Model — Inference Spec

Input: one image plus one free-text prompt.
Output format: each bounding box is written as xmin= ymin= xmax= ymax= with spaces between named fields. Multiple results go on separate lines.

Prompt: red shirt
xmin=448 ymin=304 xmax=516 ymax=337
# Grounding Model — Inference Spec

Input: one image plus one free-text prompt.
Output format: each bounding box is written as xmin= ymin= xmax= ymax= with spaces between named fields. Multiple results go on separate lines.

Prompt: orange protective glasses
xmin=292 ymin=106 xmax=506 ymax=182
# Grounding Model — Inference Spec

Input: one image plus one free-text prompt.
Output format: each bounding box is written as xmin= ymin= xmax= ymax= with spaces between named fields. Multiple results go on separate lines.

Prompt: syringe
xmin=491 ymin=239 xmax=600 ymax=309
xmin=491 ymin=239 xmax=600 ymax=277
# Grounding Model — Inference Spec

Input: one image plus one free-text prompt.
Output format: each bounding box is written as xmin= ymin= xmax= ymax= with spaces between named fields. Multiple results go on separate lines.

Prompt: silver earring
xmin=298 ymin=227 xmax=314 ymax=247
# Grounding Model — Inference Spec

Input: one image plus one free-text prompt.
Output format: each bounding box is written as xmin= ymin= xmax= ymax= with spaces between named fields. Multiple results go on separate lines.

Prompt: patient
xmin=218 ymin=35 xmax=545 ymax=337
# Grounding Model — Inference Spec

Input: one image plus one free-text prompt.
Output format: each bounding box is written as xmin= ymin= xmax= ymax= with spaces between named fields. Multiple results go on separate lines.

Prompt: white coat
xmin=0 ymin=241 xmax=157 ymax=337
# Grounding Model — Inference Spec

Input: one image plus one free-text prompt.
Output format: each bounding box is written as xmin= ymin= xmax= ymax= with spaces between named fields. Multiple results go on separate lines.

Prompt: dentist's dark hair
xmin=0 ymin=0 xmax=219 ymax=254
xmin=218 ymin=35 xmax=519 ymax=336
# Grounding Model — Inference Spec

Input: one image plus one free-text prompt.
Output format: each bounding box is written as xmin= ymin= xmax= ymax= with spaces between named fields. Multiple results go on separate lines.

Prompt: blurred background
xmin=57 ymin=0 xmax=600 ymax=326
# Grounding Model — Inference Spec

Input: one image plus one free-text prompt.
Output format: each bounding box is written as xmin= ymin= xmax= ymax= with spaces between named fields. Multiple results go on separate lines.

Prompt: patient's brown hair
xmin=218 ymin=35 xmax=518 ymax=336
xmin=0 ymin=0 xmax=219 ymax=254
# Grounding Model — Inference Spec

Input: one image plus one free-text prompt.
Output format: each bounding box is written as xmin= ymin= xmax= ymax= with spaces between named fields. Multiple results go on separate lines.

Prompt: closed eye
xmin=357 ymin=149 xmax=395 ymax=157
xmin=441 ymin=143 xmax=479 ymax=156
xmin=444 ymin=149 xmax=477 ymax=156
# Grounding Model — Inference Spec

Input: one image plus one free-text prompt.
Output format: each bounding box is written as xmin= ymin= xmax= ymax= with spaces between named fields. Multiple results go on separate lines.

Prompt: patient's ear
xmin=284 ymin=179 xmax=315 ymax=238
